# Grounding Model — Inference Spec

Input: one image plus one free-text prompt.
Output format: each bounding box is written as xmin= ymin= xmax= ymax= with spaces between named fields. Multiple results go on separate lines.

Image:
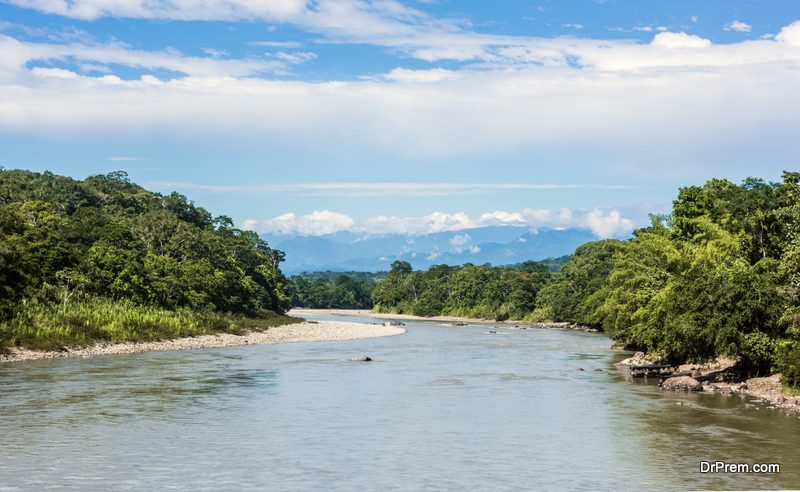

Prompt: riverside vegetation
xmin=287 ymin=271 xmax=384 ymax=309
xmin=0 ymin=169 xmax=296 ymax=352
xmin=370 ymin=174 xmax=800 ymax=389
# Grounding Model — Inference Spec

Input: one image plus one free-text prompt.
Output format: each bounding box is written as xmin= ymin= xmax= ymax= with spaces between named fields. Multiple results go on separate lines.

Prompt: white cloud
xmin=381 ymin=67 xmax=458 ymax=83
xmin=245 ymin=207 xmax=637 ymax=238
xmin=478 ymin=211 xmax=526 ymax=225
xmin=776 ymin=21 xmax=800 ymax=46
xmin=241 ymin=218 xmax=259 ymax=231
xmin=725 ymin=21 xmax=752 ymax=33
xmin=0 ymin=34 xmax=301 ymax=78
xmin=1 ymin=16 xmax=800 ymax=173
xmin=650 ymin=31 xmax=711 ymax=49
xmin=258 ymin=210 xmax=354 ymax=235
xmin=449 ymin=233 xmax=471 ymax=252
xmin=585 ymin=209 xmax=634 ymax=238
xmin=269 ymin=51 xmax=316 ymax=64
xmin=3 ymin=0 xmax=308 ymax=21
xmin=469 ymin=245 xmax=481 ymax=254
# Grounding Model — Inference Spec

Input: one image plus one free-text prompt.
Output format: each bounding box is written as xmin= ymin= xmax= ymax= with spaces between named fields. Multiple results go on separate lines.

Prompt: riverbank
xmin=289 ymin=308 xmax=601 ymax=333
xmin=0 ymin=320 xmax=405 ymax=363
xmin=617 ymin=353 xmax=799 ymax=413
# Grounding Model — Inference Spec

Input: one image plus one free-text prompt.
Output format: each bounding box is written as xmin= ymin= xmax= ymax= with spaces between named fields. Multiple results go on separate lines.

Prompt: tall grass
xmin=0 ymin=298 xmax=302 ymax=352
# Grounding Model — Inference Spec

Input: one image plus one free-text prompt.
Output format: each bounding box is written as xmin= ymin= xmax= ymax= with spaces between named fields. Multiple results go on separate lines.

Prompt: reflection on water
xmin=1 ymin=316 xmax=798 ymax=491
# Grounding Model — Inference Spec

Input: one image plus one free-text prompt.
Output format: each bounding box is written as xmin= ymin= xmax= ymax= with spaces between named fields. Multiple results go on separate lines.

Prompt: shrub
xmin=776 ymin=340 xmax=800 ymax=389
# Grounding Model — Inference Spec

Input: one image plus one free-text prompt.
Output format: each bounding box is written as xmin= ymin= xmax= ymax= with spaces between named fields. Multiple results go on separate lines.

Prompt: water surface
xmin=1 ymin=315 xmax=798 ymax=490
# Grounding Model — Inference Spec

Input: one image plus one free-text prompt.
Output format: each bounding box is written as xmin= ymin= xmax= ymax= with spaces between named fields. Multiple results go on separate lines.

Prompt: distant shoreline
xmin=0 ymin=320 xmax=405 ymax=364
xmin=288 ymin=308 xmax=601 ymax=332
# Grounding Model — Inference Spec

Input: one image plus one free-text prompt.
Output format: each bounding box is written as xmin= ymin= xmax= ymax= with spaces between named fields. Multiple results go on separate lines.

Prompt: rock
xmin=594 ymin=368 xmax=603 ymax=372
xmin=617 ymin=351 xmax=666 ymax=367
xmin=349 ymin=356 xmax=372 ymax=362
xmin=660 ymin=376 xmax=703 ymax=392
xmin=576 ymin=368 xmax=585 ymax=371
xmin=488 ymin=330 xmax=497 ymax=334
xmin=384 ymin=321 xmax=405 ymax=326
xmin=452 ymin=322 xmax=468 ymax=326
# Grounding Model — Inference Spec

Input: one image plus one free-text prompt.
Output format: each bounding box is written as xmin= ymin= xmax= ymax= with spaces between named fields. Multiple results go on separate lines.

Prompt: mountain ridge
xmin=263 ymin=226 xmax=603 ymax=274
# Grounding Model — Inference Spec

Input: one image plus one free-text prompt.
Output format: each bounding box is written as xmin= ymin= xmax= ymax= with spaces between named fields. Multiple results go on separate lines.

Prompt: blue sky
xmin=1 ymin=0 xmax=799 ymax=237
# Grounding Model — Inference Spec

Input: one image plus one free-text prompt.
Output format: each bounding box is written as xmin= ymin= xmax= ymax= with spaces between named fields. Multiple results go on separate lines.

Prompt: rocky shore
xmin=0 ymin=320 xmax=406 ymax=364
xmin=617 ymin=352 xmax=800 ymax=412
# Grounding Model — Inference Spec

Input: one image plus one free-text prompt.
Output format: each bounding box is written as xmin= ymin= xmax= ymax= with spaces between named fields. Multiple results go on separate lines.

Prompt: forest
xmin=288 ymin=271 xmax=384 ymax=309
xmin=373 ymin=173 xmax=800 ymax=386
xmin=0 ymin=169 xmax=294 ymax=350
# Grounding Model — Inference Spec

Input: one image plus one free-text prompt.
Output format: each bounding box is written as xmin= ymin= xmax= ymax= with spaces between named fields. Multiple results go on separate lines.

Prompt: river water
xmin=1 ymin=314 xmax=798 ymax=491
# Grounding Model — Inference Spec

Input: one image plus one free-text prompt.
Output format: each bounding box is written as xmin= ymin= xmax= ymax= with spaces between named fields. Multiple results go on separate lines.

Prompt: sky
xmin=1 ymin=0 xmax=799 ymax=238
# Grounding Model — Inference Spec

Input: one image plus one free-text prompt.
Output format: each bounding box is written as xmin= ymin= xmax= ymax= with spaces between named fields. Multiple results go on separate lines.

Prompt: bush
xmin=739 ymin=331 xmax=777 ymax=374
xmin=776 ymin=340 xmax=800 ymax=389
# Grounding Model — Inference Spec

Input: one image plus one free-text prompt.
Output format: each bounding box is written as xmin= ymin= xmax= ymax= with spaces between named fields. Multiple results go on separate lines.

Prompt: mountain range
xmin=263 ymin=226 xmax=601 ymax=274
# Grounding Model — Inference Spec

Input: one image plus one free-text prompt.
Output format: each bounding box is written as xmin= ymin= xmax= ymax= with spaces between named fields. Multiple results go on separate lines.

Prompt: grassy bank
xmin=0 ymin=298 xmax=302 ymax=352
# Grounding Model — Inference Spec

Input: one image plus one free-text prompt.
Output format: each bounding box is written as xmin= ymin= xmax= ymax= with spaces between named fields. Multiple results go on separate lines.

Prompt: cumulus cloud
xmin=650 ymin=31 xmax=711 ymax=49
xmin=1 ymin=7 xmax=800 ymax=175
xmin=244 ymin=208 xmax=636 ymax=238
xmin=478 ymin=211 xmax=526 ymax=226
xmin=776 ymin=21 xmax=800 ymax=46
xmin=4 ymin=20 xmax=800 ymax=167
xmin=585 ymin=209 xmax=635 ymax=238
xmin=258 ymin=210 xmax=354 ymax=235
xmin=725 ymin=21 xmax=752 ymax=33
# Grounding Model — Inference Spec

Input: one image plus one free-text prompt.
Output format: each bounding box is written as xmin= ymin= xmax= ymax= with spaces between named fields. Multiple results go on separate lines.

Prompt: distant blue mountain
xmin=263 ymin=226 xmax=600 ymax=274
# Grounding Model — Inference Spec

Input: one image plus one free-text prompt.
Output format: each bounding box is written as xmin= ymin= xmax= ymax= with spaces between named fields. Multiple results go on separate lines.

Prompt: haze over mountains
xmin=263 ymin=226 xmax=601 ymax=274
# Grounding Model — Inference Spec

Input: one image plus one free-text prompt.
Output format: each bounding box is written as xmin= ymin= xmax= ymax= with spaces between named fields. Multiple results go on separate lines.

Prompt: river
xmin=1 ymin=314 xmax=798 ymax=490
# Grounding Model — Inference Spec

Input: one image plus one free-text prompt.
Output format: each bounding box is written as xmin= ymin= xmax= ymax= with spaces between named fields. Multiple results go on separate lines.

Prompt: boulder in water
xmin=349 ymin=355 xmax=372 ymax=362
xmin=660 ymin=376 xmax=702 ymax=392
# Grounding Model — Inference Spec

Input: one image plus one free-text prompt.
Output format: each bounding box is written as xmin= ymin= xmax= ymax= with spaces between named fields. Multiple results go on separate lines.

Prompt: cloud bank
xmin=1 ymin=18 xmax=799 ymax=173
xmin=244 ymin=208 xmax=636 ymax=239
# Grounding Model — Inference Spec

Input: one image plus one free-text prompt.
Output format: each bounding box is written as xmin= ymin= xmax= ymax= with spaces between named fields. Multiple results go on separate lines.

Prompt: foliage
xmin=534 ymin=240 xmax=623 ymax=327
xmin=288 ymin=272 xmax=380 ymax=309
xmin=776 ymin=340 xmax=800 ymax=389
xmin=370 ymin=172 xmax=800 ymax=387
xmin=529 ymin=174 xmax=798 ymax=371
xmin=372 ymin=260 xmax=552 ymax=320
xmin=0 ymin=169 xmax=292 ymax=350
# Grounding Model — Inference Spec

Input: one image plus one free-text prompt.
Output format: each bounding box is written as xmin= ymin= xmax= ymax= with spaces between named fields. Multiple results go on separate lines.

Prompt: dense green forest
xmin=0 ymin=169 xmax=294 ymax=350
xmin=288 ymin=271 xmax=384 ymax=309
xmin=372 ymin=261 xmax=552 ymax=319
xmin=373 ymin=173 xmax=800 ymax=386
xmin=288 ymin=260 xmax=568 ymax=311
